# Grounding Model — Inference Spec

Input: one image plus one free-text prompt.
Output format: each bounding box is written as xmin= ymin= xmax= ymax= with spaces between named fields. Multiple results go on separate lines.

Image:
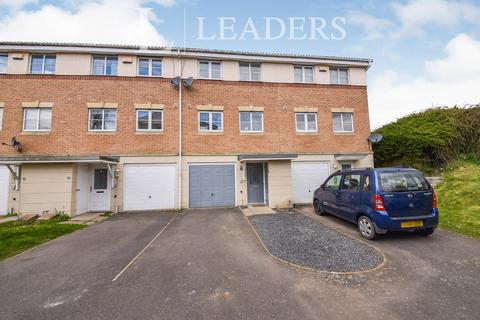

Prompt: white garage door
xmin=0 ymin=166 xmax=9 ymax=215
xmin=124 ymin=164 xmax=176 ymax=211
xmin=292 ymin=162 xmax=330 ymax=204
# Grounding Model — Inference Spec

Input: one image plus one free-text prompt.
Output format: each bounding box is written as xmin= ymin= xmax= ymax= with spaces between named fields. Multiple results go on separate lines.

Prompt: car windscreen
xmin=378 ymin=171 xmax=430 ymax=192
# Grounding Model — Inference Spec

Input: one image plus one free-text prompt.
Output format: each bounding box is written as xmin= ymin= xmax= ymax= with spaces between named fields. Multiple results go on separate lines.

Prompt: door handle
xmin=352 ymin=195 xmax=358 ymax=199
xmin=96 ymin=191 xmax=104 ymax=194
xmin=76 ymin=189 xmax=80 ymax=192
xmin=211 ymin=193 xmax=214 ymax=197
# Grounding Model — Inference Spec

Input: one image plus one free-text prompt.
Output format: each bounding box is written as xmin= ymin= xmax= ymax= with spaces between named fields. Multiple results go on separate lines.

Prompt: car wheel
xmin=417 ymin=228 xmax=435 ymax=237
xmin=313 ymin=200 xmax=325 ymax=216
xmin=358 ymin=215 xmax=378 ymax=240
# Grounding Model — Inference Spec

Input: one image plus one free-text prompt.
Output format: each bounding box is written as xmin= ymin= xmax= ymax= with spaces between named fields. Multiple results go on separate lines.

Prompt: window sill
xmin=240 ymin=132 xmax=264 ymax=135
xmin=20 ymin=131 xmax=51 ymax=135
xmin=198 ymin=131 xmax=224 ymax=135
xmin=333 ymin=132 xmax=355 ymax=135
xmin=135 ymin=131 xmax=164 ymax=135
xmin=296 ymin=132 xmax=319 ymax=135
xmin=87 ymin=131 xmax=116 ymax=135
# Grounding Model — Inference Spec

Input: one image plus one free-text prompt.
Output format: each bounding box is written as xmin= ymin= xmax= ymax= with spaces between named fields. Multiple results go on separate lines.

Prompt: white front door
xmin=292 ymin=162 xmax=330 ymax=203
xmin=76 ymin=165 xmax=90 ymax=215
xmin=90 ymin=167 xmax=111 ymax=212
xmin=0 ymin=166 xmax=9 ymax=215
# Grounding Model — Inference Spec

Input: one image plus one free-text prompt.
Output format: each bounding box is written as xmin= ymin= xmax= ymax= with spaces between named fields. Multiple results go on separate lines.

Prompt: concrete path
xmin=0 ymin=208 xmax=478 ymax=320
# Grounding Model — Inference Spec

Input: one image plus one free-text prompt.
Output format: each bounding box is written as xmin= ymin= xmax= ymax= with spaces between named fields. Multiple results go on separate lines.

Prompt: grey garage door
xmin=189 ymin=165 xmax=235 ymax=208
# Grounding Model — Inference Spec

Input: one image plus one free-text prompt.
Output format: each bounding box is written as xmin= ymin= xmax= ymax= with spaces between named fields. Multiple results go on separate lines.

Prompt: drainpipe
xmin=178 ymin=51 xmax=183 ymax=210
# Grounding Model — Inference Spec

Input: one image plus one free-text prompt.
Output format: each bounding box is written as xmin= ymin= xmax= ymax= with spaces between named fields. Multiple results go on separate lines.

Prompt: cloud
xmin=0 ymin=0 xmax=174 ymax=45
xmin=369 ymin=33 xmax=480 ymax=128
xmin=347 ymin=12 xmax=392 ymax=40
xmin=0 ymin=0 xmax=37 ymax=8
xmin=393 ymin=0 xmax=480 ymax=36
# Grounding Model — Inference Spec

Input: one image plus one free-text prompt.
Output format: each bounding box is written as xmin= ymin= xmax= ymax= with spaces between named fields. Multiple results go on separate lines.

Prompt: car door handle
xmin=352 ymin=195 xmax=358 ymax=199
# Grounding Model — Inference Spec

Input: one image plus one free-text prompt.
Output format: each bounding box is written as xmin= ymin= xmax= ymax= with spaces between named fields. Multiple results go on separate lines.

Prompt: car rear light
xmin=373 ymin=194 xmax=386 ymax=211
xmin=433 ymin=191 xmax=437 ymax=209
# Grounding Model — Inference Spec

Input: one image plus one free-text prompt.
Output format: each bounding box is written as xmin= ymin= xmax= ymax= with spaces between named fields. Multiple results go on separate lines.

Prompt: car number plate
xmin=401 ymin=220 xmax=423 ymax=228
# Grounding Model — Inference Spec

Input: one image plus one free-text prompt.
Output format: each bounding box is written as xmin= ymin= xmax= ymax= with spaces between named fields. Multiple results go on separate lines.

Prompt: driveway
xmin=0 ymin=208 xmax=479 ymax=320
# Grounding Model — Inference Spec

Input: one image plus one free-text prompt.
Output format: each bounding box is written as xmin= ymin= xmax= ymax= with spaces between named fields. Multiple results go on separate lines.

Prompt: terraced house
xmin=0 ymin=42 xmax=373 ymax=216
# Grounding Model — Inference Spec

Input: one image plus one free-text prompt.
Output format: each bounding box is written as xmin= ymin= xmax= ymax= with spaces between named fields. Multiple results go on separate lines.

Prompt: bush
xmin=373 ymin=105 xmax=480 ymax=172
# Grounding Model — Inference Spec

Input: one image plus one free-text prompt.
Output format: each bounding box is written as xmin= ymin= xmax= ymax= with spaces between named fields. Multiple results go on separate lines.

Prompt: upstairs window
xmin=93 ymin=56 xmax=118 ymax=76
xmin=23 ymin=108 xmax=52 ymax=131
xmin=294 ymin=65 xmax=314 ymax=83
xmin=199 ymin=111 xmax=223 ymax=132
xmin=0 ymin=108 xmax=3 ymax=130
xmin=332 ymin=112 xmax=354 ymax=132
xmin=239 ymin=62 xmax=261 ymax=81
xmin=136 ymin=109 xmax=163 ymax=131
xmin=330 ymin=67 xmax=349 ymax=84
xmin=89 ymin=109 xmax=117 ymax=131
xmin=30 ymin=54 xmax=56 ymax=74
xmin=240 ymin=112 xmax=263 ymax=132
xmin=0 ymin=54 xmax=7 ymax=73
xmin=199 ymin=61 xmax=221 ymax=79
xmin=295 ymin=113 xmax=317 ymax=132
xmin=138 ymin=58 xmax=162 ymax=77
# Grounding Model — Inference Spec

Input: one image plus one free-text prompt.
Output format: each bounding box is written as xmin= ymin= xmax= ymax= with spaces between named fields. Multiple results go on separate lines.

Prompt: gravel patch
xmin=249 ymin=213 xmax=384 ymax=272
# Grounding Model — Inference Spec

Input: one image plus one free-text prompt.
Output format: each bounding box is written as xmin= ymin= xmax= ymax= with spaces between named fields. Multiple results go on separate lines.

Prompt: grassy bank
xmin=436 ymin=162 xmax=480 ymax=239
xmin=0 ymin=215 xmax=86 ymax=261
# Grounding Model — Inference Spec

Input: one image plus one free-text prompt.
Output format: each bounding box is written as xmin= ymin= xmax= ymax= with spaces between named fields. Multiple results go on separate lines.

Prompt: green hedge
xmin=373 ymin=106 xmax=480 ymax=172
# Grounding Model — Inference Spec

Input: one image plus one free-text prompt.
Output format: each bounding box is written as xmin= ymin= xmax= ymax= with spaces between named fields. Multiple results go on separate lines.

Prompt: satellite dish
xmin=368 ymin=133 xmax=383 ymax=143
xmin=170 ymin=76 xmax=181 ymax=87
xmin=183 ymin=77 xmax=194 ymax=88
xmin=2 ymin=136 xmax=22 ymax=152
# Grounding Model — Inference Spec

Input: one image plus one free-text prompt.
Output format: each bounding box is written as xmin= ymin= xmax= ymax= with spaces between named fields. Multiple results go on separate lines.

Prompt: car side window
xmin=325 ymin=175 xmax=341 ymax=191
xmin=341 ymin=174 xmax=361 ymax=191
xmin=362 ymin=175 xmax=371 ymax=192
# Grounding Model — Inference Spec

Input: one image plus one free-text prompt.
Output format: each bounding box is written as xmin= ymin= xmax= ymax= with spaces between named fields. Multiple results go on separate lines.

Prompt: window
xmin=324 ymin=175 xmax=341 ymax=191
xmin=332 ymin=112 xmax=354 ymax=132
xmin=0 ymin=108 xmax=3 ymax=130
xmin=379 ymin=171 xmax=430 ymax=192
xmin=198 ymin=61 xmax=221 ymax=79
xmin=362 ymin=175 xmax=371 ymax=192
xmin=199 ymin=111 xmax=223 ymax=132
xmin=294 ymin=65 xmax=314 ymax=83
xmin=239 ymin=62 xmax=261 ymax=81
xmin=0 ymin=54 xmax=7 ymax=73
xmin=330 ymin=67 xmax=349 ymax=84
xmin=94 ymin=169 xmax=108 ymax=190
xmin=240 ymin=112 xmax=263 ymax=132
xmin=89 ymin=109 xmax=117 ymax=131
xmin=341 ymin=163 xmax=352 ymax=170
xmin=93 ymin=56 xmax=118 ymax=76
xmin=295 ymin=113 xmax=317 ymax=132
xmin=138 ymin=58 xmax=162 ymax=77
xmin=341 ymin=174 xmax=361 ymax=191
xmin=137 ymin=110 xmax=163 ymax=131
xmin=30 ymin=54 xmax=56 ymax=74
xmin=23 ymin=108 xmax=52 ymax=131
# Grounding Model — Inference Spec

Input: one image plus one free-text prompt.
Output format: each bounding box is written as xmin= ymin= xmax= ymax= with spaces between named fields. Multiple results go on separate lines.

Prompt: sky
xmin=0 ymin=0 xmax=479 ymax=128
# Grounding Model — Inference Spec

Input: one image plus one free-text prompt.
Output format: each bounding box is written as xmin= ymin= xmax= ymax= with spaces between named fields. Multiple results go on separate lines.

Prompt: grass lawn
xmin=0 ymin=215 xmax=87 ymax=261
xmin=436 ymin=161 xmax=480 ymax=239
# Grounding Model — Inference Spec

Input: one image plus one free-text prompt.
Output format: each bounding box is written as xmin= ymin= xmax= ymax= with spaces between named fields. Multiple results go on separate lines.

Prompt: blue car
xmin=313 ymin=167 xmax=439 ymax=240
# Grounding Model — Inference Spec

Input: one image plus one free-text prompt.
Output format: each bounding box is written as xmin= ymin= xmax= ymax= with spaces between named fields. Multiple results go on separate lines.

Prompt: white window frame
xmin=198 ymin=60 xmax=222 ymax=80
xmin=198 ymin=111 xmax=223 ymax=132
xmin=330 ymin=67 xmax=349 ymax=85
xmin=332 ymin=112 xmax=354 ymax=133
xmin=0 ymin=108 xmax=3 ymax=130
xmin=30 ymin=54 xmax=56 ymax=75
xmin=88 ymin=108 xmax=117 ymax=132
xmin=92 ymin=56 xmax=118 ymax=76
xmin=239 ymin=111 xmax=264 ymax=133
xmin=295 ymin=112 xmax=318 ymax=133
xmin=136 ymin=109 xmax=163 ymax=131
xmin=22 ymin=108 xmax=52 ymax=132
xmin=137 ymin=57 xmax=163 ymax=77
xmin=239 ymin=62 xmax=261 ymax=81
xmin=0 ymin=54 xmax=7 ymax=74
xmin=294 ymin=65 xmax=314 ymax=83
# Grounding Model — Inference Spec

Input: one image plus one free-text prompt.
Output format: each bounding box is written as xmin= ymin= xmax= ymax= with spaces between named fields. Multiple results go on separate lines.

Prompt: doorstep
xmin=241 ymin=206 xmax=276 ymax=217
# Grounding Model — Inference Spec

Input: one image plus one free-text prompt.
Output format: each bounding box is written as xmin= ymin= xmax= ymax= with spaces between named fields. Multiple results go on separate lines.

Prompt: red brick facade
xmin=0 ymin=75 xmax=371 ymax=156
